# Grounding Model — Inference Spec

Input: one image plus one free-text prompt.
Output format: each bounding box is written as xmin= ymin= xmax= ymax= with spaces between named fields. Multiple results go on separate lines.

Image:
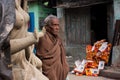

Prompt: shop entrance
xmin=91 ymin=4 xmax=108 ymax=44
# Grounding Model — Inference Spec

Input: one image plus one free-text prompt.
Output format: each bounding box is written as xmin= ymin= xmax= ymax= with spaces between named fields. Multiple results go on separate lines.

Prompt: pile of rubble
xmin=71 ymin=39 xmax=112 ymax=76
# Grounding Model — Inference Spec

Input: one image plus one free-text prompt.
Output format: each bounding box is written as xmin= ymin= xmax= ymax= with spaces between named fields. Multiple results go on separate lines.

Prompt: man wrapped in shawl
xmin=36 ymin=14 xmax=69 ymax=80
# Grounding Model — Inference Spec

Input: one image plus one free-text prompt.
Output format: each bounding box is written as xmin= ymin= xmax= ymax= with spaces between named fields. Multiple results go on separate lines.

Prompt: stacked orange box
xmin=86 ymin=39 xmax=112 ymax=64
xmin=71 ymin=39 xmax=112 ymax=76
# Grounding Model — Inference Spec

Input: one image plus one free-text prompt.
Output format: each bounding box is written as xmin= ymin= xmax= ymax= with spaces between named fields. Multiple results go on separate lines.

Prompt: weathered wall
xmin=111 ymin=0 xmax=120 ymax=66
xmin=57 ymin=7 xmax=91 ymax=64
xmin=112 ymin=45 xmax=120 ymax=67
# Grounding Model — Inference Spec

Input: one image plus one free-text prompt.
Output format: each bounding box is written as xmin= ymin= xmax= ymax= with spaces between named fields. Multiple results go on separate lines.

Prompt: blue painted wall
xmin=28 ymin=12 xmax=35 ymax=32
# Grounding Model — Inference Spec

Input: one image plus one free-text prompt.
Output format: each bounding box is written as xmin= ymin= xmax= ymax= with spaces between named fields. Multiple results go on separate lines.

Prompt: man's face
xmin=50 ymin=18 xmax=60 ymax=35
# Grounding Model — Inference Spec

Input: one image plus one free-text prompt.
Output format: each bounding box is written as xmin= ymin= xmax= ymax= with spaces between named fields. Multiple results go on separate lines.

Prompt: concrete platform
xmin=99 ymin=67 xmax=120 ymax=79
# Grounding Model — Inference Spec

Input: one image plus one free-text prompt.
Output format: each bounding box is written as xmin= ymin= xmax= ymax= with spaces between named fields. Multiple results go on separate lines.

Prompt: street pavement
xmin=68 ymin=73 xmax=117 ymax=80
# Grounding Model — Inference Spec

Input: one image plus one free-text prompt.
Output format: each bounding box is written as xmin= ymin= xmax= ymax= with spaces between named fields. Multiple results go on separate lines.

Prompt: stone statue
xmin=9 ymin=0 xmax=49 ymax=80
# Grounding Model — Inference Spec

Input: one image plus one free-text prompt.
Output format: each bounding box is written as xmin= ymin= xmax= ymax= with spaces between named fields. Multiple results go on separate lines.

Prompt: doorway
xmin=91 ymin=4 xmax=108 ymax=44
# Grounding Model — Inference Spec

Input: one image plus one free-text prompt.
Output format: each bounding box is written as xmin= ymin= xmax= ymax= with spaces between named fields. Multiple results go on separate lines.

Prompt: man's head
xmin=44 ymin=14 xmax=60 ymax=36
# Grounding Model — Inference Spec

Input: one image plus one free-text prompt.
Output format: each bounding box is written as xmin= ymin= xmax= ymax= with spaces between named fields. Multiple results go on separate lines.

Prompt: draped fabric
xmin=36 ymin=31 xmax=69 ymax=80
xmin=0 ymin=0 xmax=15 ymax=80
xmin=0 ymin=0 xmax=15 ymax=48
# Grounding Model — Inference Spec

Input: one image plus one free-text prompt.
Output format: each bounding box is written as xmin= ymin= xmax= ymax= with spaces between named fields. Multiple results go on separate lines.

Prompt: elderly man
xmin=36 ymin=14 xmax=69 ymax=80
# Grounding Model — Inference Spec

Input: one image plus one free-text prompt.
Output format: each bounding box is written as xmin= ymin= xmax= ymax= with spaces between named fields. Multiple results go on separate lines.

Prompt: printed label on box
xmin=98 ymin=61 xmax=105 ymax=70
xmin=75 ymin=60 xmax=81 ymax=67
xmin=91 ymin=69 xmax=99 ymax=74
xmin=99 ymin=42 xmax=108 ymax=52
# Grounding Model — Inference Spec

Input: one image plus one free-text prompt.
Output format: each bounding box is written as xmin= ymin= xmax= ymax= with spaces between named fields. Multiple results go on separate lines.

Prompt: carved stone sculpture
xmin=9 ymin=0 xmax=49 ymax=80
